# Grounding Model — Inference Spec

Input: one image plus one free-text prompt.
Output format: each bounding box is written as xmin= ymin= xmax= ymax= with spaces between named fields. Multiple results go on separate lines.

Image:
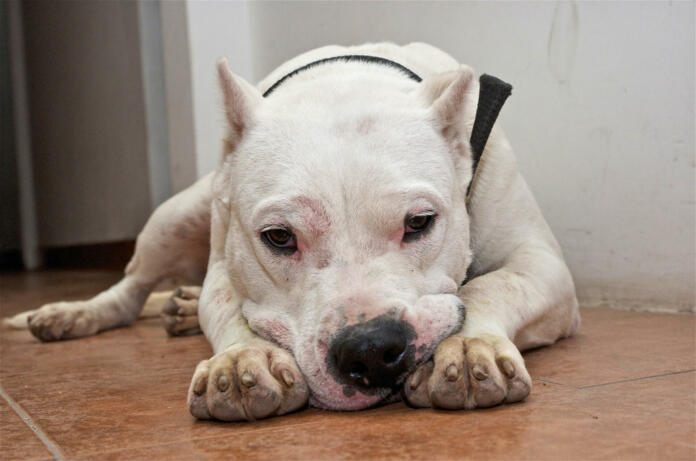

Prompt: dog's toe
xmin=428 ymin=336 xmax=470 ymax=409
xmin=187 ymin=360 xmax=212 ymax=419
xmin=465 ymin=338 xmax=507 ymax=407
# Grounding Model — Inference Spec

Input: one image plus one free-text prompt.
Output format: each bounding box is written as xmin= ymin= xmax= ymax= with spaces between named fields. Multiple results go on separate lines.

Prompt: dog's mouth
xmin=307 ymin=346 xmax=433 ymax=410
xmin=305 ymin=336 xmax=439 ymax=411
xmin=297 ymin=295 xmax=466 ymax=411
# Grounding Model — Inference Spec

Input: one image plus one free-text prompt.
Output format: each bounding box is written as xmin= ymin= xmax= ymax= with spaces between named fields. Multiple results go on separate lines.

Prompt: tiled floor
xmin=1 ymin=270 xmax=694 ymax=460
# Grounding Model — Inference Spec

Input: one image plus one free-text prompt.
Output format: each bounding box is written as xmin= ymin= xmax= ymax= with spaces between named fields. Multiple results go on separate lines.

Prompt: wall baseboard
xmin=580 ymin=298 xmax=695 ymax=315
xmin=1 ymin=241 xmax=135 ymax=272
xmin=41 ymin=240 xmax=135 ymax=270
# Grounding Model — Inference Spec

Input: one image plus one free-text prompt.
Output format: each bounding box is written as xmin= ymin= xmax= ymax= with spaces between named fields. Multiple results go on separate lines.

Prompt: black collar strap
xmin=467 ymin=74 xmax=512 ymax=196
xmin=262 ymin=54 xmax=511 ymax=193
xmin=262 ymin=55 xmax=422 ymax=97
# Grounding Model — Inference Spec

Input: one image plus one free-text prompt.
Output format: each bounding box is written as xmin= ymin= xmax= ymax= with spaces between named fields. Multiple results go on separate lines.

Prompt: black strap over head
xmin=263 ymin=55 xmax=422 ymax=97
xmin=262 ymin=55 xmax=512 ymax=194
xmin=468 ymin=74 xmax=513 ymax=193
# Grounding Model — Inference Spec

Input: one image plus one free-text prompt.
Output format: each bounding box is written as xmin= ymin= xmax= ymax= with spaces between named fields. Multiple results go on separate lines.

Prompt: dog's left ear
xmin=420 ymin=66 xmax=475 ymax=147
xmin=217 ymin=58 xmax=263 ymax=155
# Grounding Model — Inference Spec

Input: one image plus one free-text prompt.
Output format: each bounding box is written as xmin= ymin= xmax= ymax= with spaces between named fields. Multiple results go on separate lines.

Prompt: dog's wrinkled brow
xmin=251 ymin=195 xmax=330 ymax=234
xmin=382 ymin=184 xmax=448 ymax=211
xmin=250 ymin=197 xmax=294 ymax=230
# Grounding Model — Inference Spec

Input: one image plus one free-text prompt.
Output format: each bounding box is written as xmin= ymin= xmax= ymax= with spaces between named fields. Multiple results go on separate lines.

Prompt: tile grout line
xmin=534 ymin=377 xmax=578 ymax=388
xmin=579 ymin=369 xmax=696 ymax=390
xmin=0 ymin=384 xmax=66 ymax=461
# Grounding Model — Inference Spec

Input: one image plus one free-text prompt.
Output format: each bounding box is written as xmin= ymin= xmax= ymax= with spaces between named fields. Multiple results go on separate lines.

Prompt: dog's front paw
xmin=187 ymin=341 xmax=308 ymax=421
xmin=28 ymin=302 xmax=99 ymax=341
xmin=404 ymin=334 xmax=531 ymax=409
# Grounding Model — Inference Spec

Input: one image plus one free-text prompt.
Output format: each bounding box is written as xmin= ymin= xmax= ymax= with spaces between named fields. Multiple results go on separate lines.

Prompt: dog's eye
xmin=403 ymin=213 xmax=436 ymax=242
xmin=261 ymin=227 xmax=297 ymax=252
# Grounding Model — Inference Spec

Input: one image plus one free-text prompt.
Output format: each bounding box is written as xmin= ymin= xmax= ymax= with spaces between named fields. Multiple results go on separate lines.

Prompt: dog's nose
xmin=330 ymin=320 xmax=412 ymax=389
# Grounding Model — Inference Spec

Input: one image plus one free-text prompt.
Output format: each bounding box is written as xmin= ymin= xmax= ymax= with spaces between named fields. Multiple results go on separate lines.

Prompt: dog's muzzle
xmin=327 ymin=317 xmax=417 ymax=390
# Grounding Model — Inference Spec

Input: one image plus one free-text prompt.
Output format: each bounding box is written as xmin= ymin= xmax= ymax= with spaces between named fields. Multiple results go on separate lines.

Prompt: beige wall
xmin=184 ymin=1 xmax=694 ymax=311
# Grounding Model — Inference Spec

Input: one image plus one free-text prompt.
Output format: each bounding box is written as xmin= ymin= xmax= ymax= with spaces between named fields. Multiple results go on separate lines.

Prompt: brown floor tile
xmin=1 ymin=320 xmax=212 ymax=458
xmin=0 ymin=398 xmax=53 ymax=461
xmin=76 ymin=373 xmax=696 ymax=461
xmin=568 ymin=371 xmax=696 ymax=460
xmin=1 ymin=271 xmax=694 ymax=460
xmin=525 ymin=308 xmax=696 ymax=388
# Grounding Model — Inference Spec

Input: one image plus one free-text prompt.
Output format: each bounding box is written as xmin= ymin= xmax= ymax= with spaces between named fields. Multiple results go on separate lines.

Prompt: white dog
xmin=10 ymin=43 xmax=580 ymax=420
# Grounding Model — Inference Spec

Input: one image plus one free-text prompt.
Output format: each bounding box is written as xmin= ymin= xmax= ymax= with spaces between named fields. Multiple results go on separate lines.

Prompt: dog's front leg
xmin=187 ymin=261 xmax=309 ymax=421
xmin=186 ymin=201 xmax=308 ymax=421
xmin=405 ymin=243 xmax=580 ymax=410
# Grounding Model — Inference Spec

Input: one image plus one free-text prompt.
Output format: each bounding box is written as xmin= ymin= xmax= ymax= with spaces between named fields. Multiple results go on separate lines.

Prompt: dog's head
xmin=213 ymin=60 xmax=476 ymax=409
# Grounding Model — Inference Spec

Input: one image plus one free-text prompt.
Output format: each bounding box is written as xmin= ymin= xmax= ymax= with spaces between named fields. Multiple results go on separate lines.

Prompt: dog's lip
xmin=305 ymin=292 xmax=464 ymax=409
xmin=330 ymin=316 xmax=455 ymax=394
xmin=308 ymin=377 xmax=407 ymax=410
xmin=308 ymin=386 xmax=387 ymax=410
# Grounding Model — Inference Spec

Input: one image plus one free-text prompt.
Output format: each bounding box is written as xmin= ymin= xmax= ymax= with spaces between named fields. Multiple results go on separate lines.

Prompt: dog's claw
xmin=193 ymin=376 xmax=207 ymax=395
xmin=280 ymin=368 xmax=295 ymax=387
xmin=445 ymin=364 xmax=458 ymax=381
xmin=404 ymin=335 xmax=531 ymax=410
xmin=472 ymin=363 xmax=488 ymax=380
xmin=241 ymin=372 xmax=256 ymax=388
xmin=409 ymin=366 xmax=424 ymax=390
xmin=499 ymin=358 xmax=516 ymax=378
xmin=217 ymin=374 xmax=230 ymax=392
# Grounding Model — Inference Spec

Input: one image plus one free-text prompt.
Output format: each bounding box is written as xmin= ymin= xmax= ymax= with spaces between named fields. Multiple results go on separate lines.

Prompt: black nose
xmin=329 ymin=319 xmax=414 ymax=389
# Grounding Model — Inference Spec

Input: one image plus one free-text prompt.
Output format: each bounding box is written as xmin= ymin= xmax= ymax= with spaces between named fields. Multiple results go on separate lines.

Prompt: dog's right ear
xmin=217 ymin=58 xmax=263 ymax=154
xmin=419 ymin=66 xmax=475 ymax=146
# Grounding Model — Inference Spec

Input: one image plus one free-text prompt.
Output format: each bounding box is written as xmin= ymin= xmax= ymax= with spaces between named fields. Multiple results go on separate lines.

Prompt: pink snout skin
xmin=308 ymin=378 xmax=386 ymax=410
xmin=402 ymin=294 xmax=466 ymax=362
xmin=294 ymin=294 xmax=465 ymax=410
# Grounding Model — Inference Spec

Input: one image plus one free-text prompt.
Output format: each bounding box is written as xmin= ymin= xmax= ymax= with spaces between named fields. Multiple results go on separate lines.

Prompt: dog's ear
xmin=217 ymin=58 xmax=263 ymax=154
xmin=420 ymin=66 xmax=475 ymax=146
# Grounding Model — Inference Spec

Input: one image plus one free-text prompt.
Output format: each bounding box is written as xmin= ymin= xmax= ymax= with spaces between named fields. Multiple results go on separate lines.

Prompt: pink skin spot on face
xmin=292 ymin=241 xmax=304 ymax=261
xmin=388 ymin=229 xmax=405 ymax=243
xmin=355 ymin=116 xmax=376 ymax=135
xmin=292 ymin=196 xmax=331 ymax=240
xmin=317 ymin=258 xmax=330 ymax=269
xmin=315 ymin=249 xmax=332 ymax=269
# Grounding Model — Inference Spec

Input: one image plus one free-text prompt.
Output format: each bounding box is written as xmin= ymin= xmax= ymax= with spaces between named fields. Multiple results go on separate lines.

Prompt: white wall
xmin=186 ymin=0 xmax=254 ymax=179
xmin=182 ymin=1 xmax=694 ymax=311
